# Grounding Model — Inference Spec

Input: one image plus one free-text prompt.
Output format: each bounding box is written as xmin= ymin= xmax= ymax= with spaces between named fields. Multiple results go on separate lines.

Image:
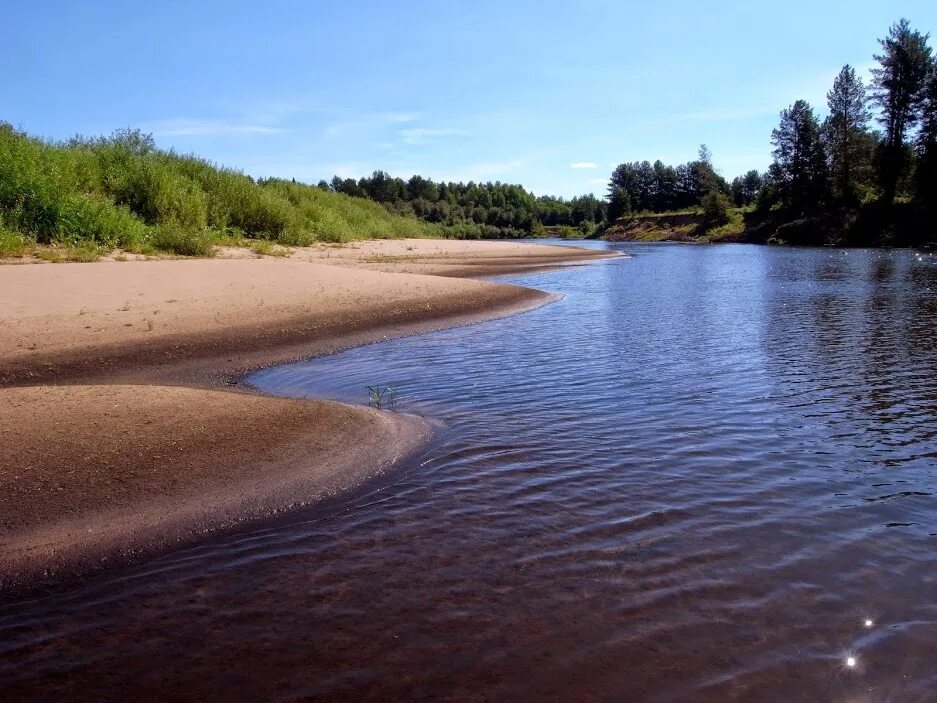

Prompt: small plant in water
xmin=367 ymin=384 xmax=397 ymax=408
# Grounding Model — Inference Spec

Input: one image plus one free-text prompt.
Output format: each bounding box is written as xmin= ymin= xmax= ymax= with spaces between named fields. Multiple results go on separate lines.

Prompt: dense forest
xmin=326 ymin=172 xmax=607 ymax=238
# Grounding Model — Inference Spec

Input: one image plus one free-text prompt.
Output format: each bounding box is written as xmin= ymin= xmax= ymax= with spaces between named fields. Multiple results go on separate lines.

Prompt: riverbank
xmin=0 ymin=239 xmax=617 ymax=591
xmin=603 ymin=204 xmax=937 ymax=248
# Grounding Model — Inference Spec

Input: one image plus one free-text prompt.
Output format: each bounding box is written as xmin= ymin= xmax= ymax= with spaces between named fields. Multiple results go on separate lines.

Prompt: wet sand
xmin=0 ymin=239 xmax=614 ymax=588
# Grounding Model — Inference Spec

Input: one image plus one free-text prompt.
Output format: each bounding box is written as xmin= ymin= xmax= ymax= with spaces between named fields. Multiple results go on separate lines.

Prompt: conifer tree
xmin=824 ymin=65 xmax=871 ymax=203
xmin=770 ymin=100 xmax=828 ymax=213
xmin=916 ymin=60 xmax=937 ymax=203
xmin=871 ymin=19 xmax=933 ymax=203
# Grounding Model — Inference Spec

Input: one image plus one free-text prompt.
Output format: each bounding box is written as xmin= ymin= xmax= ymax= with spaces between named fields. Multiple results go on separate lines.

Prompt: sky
xmin=3 ymin=1 xmax=936 ymax=198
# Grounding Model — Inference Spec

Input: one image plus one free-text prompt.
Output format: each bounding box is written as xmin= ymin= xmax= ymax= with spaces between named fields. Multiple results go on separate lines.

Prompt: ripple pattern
xmin=1 ymin=243 xmax=936 ymax=701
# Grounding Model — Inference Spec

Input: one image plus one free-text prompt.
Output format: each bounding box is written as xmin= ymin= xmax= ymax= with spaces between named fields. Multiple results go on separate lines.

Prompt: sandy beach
xmin=0 ymin=239 xmax=614 ymax=590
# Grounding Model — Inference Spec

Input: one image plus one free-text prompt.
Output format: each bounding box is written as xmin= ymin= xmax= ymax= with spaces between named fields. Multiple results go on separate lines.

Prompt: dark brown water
xmin=2 ymin=243 xmax=937 ymax=701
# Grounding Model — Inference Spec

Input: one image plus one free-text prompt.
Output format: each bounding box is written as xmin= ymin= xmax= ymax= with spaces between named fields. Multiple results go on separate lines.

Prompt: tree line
xmin=317 ymin=17 xmax=935 ymax=245
xmin=324 ymin=172 xmax=608 ymax=237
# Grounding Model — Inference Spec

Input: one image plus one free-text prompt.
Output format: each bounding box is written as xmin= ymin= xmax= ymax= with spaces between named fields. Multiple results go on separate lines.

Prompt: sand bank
xmin=0 ymin=239 xmax=615 ymax=589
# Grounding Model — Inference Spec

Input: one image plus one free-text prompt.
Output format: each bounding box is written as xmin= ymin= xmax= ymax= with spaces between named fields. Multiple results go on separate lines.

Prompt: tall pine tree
xmin=916 ymin=59 xmax=937 ymax=203
xmin=771 ymin=100 xmax=828 ymax=213
xmin=824 ymin=65 xmax=871 ymax=203
xmin=871 ymin=19 xmax=933 ymax=204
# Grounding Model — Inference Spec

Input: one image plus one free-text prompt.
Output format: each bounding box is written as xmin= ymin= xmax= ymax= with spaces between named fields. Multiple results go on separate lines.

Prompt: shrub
xmin=1 ymin=123 xmax=438 ymax=257
xmin=151 ymin=224 xmax=215 ymax=256
xmin=700 ymin=191 xmax=732 ymax=230
xmin=56 ymin=194 xmax=148 ymax=249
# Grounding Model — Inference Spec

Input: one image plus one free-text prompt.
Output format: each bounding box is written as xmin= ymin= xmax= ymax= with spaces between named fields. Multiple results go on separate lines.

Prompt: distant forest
xmin=324 ymin=173 xmax=607 ymax=238
xmin=329 ymin=17 xmax=937 ymax=246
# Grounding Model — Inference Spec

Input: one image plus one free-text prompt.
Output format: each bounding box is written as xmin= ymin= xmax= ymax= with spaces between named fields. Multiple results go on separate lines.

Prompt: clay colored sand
xmin=0 ymin=239 xmax=615 ymax=589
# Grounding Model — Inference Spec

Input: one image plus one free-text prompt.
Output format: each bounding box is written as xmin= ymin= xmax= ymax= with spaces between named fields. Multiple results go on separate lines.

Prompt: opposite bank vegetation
xmin=328 ymin=17 xmax=937 ymax=248
xmin=1 ymin=18 xmax=934 ymax=261
xmin=604 ymin=18 xmax=937 ymax=247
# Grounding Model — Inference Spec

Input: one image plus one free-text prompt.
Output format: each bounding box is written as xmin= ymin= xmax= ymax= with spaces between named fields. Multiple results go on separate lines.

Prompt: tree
xmin=700 ymin=191 xmax=731 ymax=229
xmin=824 ymin=65 xmax=872 ymax=203
xmin=741 ymin=170 xmax=763 ymax=204
xmin=916 ymin=59 xmax=937 ymax=202
xmin=771 ymin=100 xmax=828 ymax=213
xmin=731 ymin=170 xmax=763 ymax=206
xmin=871 ymin=18 xmax=933 ymax=203
xmin=607 ymin=187 xmax=632 ymax=221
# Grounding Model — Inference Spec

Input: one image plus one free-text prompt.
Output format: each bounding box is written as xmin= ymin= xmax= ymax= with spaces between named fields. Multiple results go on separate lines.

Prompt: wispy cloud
xmin=399 ymin=127 xmax=467 ymax=145
xmin=587 ymin=177 xmax=607 ymax=185
xmin=143 ymin=118 xmax=284 ymax=137
xmin=570 ymin=161 xmax=598 ymax=169
xmin=324 ymin=111 xmax=420 ymax=138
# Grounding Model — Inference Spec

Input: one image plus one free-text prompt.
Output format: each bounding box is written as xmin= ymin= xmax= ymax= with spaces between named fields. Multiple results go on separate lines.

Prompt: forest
xmin=326 ymin=172 xmax=607 ymax=238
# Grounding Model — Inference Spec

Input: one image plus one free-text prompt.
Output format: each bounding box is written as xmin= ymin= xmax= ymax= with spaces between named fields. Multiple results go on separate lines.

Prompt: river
xmin=2 ymin=242 xmax=936 ymax=701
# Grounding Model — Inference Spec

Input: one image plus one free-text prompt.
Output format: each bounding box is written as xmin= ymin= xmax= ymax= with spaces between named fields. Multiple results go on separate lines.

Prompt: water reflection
xmin=1 ymin=244 xmax=935 ymax=701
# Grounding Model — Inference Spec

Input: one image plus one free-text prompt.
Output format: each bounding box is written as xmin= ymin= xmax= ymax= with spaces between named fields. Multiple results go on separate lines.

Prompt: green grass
xmin=700 ymin=209 xmax=746 ymax=242
xmin=248 ymin=240 xmax=291 ymax=257
xmin=0 ymin=124 xmax=437 ymax=259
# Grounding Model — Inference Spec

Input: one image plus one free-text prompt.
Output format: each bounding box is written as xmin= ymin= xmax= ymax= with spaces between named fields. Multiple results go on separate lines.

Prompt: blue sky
xmin=3 ymin=1 xmax=936 ymax=197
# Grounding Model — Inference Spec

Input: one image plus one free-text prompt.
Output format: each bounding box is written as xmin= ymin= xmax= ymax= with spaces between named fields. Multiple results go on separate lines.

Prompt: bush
xmin=700 ymin=191 xmax=732 ymax=230
xmin=151 ymin=224 xmax=215 ymax=256
xmin=1 ymin=123 xmax=438 ymax=258
xmin=56 ymin=194 xmax=148 ymax=249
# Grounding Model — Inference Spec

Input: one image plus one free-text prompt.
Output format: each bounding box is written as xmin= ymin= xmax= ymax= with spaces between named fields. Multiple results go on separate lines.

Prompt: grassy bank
xmin=0 ymin=124 xmax=438 ymax=260
xmin=604 ymin=209 xmax=746 ymax=243
xmin=603 ymin=204 xmax=937 ymax=247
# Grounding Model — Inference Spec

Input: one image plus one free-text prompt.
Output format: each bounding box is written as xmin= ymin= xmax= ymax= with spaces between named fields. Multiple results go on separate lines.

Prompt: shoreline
xmin=0 ymin=239 xmax=617 ymax=593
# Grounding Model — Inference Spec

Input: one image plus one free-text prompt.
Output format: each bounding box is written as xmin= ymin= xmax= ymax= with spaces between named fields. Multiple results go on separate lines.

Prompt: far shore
xmin=0 ymin=238 xmax=617 ymax=592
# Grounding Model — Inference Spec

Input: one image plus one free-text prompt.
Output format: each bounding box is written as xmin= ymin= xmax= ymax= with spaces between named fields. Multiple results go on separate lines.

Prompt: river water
xmin=2 ymin=243 xmax=936 ymax=701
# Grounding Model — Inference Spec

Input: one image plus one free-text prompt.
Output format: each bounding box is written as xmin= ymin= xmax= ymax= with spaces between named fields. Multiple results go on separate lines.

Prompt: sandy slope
xmin=0 ymin=239 xmax=615 ymax=589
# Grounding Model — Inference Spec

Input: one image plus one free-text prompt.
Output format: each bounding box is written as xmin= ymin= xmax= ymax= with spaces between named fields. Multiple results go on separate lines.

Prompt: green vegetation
xmin=0 ymin=124 xmax=436 ymax=259
xmin=328 ymin=172 xmax=607 ymax=238
xmin=602 ymin=18 xmax=937 ymax=247
xmin=6 ymin=18 xmax=934 ymax=258
xmin=607 ymin=145 xmax=734 ymax=219
xmin=605 ymin=207 xmax=746 ymax=243
xmin=749 ymin=18 xmax=937 ymax=246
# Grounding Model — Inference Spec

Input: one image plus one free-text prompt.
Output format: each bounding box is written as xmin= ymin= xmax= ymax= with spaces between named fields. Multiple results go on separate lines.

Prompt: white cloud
xmin=587 ymin=177 xmax=607 ymax=185
xmin=399 ymin=127 xmax=468 ymax=145
xmin=569 ymin=161 xmax=598 ymax=169
xmin=144 ymin=118 xmax=283 ymax=137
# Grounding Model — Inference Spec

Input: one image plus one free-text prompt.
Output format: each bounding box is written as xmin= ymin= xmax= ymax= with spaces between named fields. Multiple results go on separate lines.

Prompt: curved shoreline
xmin=0 ymin=241 xmax=617 ymax=593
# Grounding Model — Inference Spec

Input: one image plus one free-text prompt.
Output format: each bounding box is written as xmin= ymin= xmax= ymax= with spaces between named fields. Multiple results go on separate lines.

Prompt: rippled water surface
xmin=3 ymin=243 xmax=937 ymax=701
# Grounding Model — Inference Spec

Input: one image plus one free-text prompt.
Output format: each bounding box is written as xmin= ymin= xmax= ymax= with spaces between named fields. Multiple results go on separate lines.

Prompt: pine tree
xmin=771 ymin=100 xmax=828 ymax=213
xmin=824 ymin=65 xmax=871 ymax=203
xmin=871 ymin=18 xmax=933 ymax=203
xmin=916 ymin=60 xmax=937 ymax=203
xmin=607 ymin=187 xmax=632 ymax=221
